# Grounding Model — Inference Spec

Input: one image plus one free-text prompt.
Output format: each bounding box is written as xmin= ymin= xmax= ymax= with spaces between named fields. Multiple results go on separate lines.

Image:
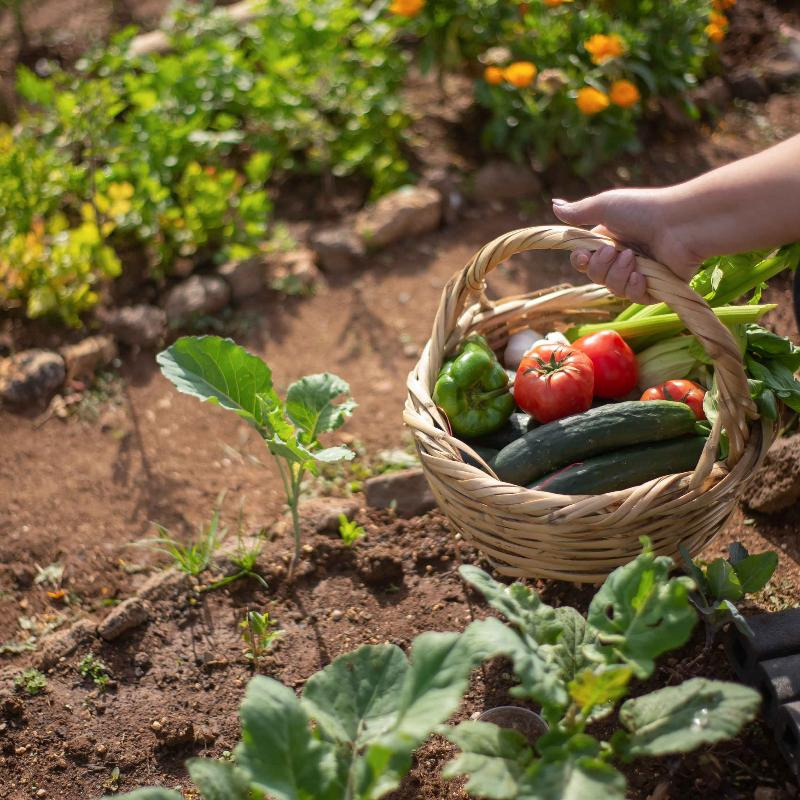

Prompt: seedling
xmin=14 ymin=668 xmax=46 ymax=696
xmin=240 ymin=611 xmax=282 ymax=671
xmin=78 ymin=653 xmax=111 ymax=690
xmin=134 ymin=495 xmax=227 ymax=577
xmin=109 ymin=544 xmax=760 ymax=800
xmin=203 ymin=505 xmax=269 ymax=593
xmin=158 ymin=336 xmax=356 ymax=579
xmin=338 ymin=513 xmax=365 ymax=547
xmin=680 ymin=541 xmax=778 ymax=648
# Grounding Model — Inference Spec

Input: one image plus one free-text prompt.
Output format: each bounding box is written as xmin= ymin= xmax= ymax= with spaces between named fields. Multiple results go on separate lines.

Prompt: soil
xmin=2 ymin=1 xmax=800 ymax=799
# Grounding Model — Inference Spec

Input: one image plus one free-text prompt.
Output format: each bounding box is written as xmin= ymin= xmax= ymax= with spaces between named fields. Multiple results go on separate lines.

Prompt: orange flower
xmin=484 ymin=66 xmax=504 ymax=85
xmin=705 ymin=22 xmax=725 ymax=42
xmin=708 ymin=11 xmax=728 ymax=26
xmin=389 ymin=0 xmax=425 ymax=17
xmin=576 ymin=86 xmax=610 ymax=115
xmin=712 ymin=0 xmax=736 ymax=9
xmin=544 ymin=0 xmax=573 ymax=6
xmin=583 ymin=33 xmax=626 ymax=65
xmin=503 ymin=61 xmax=538 ymax=88
xmin=609 ymin=79 xmax=640 ymax=108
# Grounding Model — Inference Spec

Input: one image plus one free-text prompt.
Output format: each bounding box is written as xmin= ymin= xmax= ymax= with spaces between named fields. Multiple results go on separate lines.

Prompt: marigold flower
xmin=705 ymin=22 xmax=725 ymax=43
xmin=576 ymin=86 xmax=610 ymax=115
xmin=503 ymin=61 xmax=538 ymax=88
xmin=609 ymin=79 xmax=640 ymax=108
xmin=583 ymin=33 xmax=626 ymax=65
xmin=712 ymin=0 xmax=736 ymax=9
xmin=708 ymin=11 xmax=728 ymax=26
xmin=484 ymin=66 xmax=504 ymax=86
xmin=389 ymin=0 xmax=425 ymax=17
xmin=544 ymin=0 xmax=573 ymax=6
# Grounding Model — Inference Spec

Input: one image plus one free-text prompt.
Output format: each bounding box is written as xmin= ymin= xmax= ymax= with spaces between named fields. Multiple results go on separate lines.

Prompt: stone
xmin=762 ymin=57 xmax=800 ymax=91
xmin=310 ymin=225 xmax=365 ymax=274
xmin=60 ymin=336 xmax=117 ymax=380
xmin=217 ymin=257 xmax=266 ymax=302
xmin=472 ymin=160 xmax=542 ymax=203
xmin=136 ymin=569 xmax=190 ymax=604
xmin=164 ymin=275 xmax=231 ymax=324
xmin=0 ymin=690 xmax=24 ymax=720
xmin=101 ymin=304 xmax=166 ymax=348
xmin=268 ymin=247 xmax=321 ymax=293
xmin=727 ymin=69 xmax=769 ymax=102
xmin=742 ymin=434 xmax=800 ymax=514
xmin=152 ymin=717 xmax=195 ymax=749
xmin=355 ymin=186 xmax=442 ymax=249
xmin=0 ymin=349 xmax=65 ymax=407
xmin=300 ymin=497 xmax=361 ymax=534
xmin=97 ymin=597 xmax=150 ymax=641
xmin=36 ymin=619 xmax=96 ymax=670
xmin=364 ymin=468 xmax=436 ymax=518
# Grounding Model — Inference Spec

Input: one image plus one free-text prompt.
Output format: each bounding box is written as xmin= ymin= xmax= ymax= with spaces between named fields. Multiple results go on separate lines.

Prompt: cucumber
xmin=528 ymin=435 xmax=708 ymax=494
xmin=490 ymin=400 xmax=698 ymax=486
xmin=462 ymin=445 xmax=498 ymax=470
xmin=465 ymin=412 xmax=537 ymax=450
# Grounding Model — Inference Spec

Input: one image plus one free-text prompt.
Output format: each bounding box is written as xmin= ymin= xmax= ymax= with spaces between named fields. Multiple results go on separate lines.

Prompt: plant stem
xmin=285 ymin=465 xmax=305 ymax=583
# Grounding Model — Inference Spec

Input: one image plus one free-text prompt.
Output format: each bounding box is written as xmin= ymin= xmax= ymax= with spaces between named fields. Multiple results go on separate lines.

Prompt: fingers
xmin=552 ymin=195 xmax=607 ymax=226
xmin=573 ymin=246 xmax=653 ymax=304
xmin=570 ymin=249 xmax=590 ymax=272
xmin=585 ymin=245 xmax=618 ymax=285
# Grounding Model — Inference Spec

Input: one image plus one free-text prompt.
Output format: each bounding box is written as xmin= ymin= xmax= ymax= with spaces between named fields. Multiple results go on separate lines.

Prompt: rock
xmin=136 ymin=569 xmax=190 ymax=604
xmin=364 ymin=468 xmax=436 ymax=518
xmin=268 ymin=247 xmax=321 ymax=293
xmin=727 ymin=69 xmax=769 ymax=102
xmin=36 ymin=619 xmax=96 ymax=670
xmin=97 ymin=597 xmax=149 ymax=641
xmin=742 ymin=434 xmax=800 ymax=513
xmin=152 ymin=717 xmax=195 ymax=749
xmin=164 ymin=275 xmax=231 ymax=324
xmin=0 ymin=690 xmax=24 ymax=720
xmin=101 ymin=304 xmax=166 ymax=348
xmin=301 ymin=497 xmax=361 ymax=534
xmin=688 ymin=76 xmax=731 ymax=114
xmin=60 ymin=336 xmax=117 ymax=380
xmin=310 ymin=225 xmax=365 ymax=274
xmin=472 ymin=160 xmax=542 ymax=203
xmin=762 ymin=57 xmax=800 ymax=91
xmin=0 ymin=349 xmax=65 ymax=406
xmin=217 ymin=257 xmax=266 ymax=302
xmin=356 ymin=186 xmax=442 ymax=249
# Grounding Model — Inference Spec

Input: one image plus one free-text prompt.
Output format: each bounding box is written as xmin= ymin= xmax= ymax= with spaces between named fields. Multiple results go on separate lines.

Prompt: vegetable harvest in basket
xmin=432 ymin=246 xmax=800 ymax=495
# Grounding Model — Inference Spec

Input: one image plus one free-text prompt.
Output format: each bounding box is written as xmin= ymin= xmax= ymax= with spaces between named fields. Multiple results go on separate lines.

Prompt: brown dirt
xmin=2 ymin=1 xmax=800 ymax=799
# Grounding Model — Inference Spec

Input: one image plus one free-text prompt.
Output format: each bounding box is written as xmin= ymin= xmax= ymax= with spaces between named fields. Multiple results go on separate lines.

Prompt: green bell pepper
xmin=433 ymin=334 xmax=515 ymax=437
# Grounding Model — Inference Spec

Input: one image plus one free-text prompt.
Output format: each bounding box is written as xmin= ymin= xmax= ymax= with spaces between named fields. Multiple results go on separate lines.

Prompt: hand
xmin=552 ymin=188 xmax=703 ymax=304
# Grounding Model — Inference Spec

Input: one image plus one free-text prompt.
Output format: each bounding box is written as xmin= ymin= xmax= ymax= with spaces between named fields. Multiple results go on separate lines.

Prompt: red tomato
xmin=641 ymin=379 xmax=707 ymax=420
xmin=514 ymin=344 xmax=594 ymax=423
xmin=573 ymin=330 xmax=638 ymax=399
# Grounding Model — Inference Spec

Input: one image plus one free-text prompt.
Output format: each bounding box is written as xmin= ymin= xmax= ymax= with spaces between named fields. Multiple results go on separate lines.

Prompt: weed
xmin=240 ymin=611 xmax=282 ymax=671
xmin=338 ymin=514 xmax=365 ymax=547
xmin=78 ymin=653 xmax=111 ymax=690
xmin=14 ymin=668 xmax=47 ymax=696
xmin=203 ymin=508 xmax=269 ymax=593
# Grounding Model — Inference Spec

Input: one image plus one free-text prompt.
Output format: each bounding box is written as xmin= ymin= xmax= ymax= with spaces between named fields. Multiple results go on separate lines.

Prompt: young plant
xmin=240 ymin=611 xmax=282 ymax=671
xmin=13 ymin=668 xmax=47 ymax=696
xmin=446 ymin=543 xmax=762 ymax=799
xmin=680 ymin=541 xmax=779 ymax=648
xmin=205 ymin=533 xmax=269 ymax=593
xmin=134 ymin=496 xmax=227 ymax=577
xmin=78 ymin=653 xmax=111 ymax=690
xmin=158 ymin=335 xmax=356 ymax=578
xmin=338 ymin=513 xmax=365 ymax=547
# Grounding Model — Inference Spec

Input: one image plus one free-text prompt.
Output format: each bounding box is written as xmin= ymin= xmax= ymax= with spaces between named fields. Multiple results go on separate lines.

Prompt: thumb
xmin=552 ymin=195 xmax=607 ymax=227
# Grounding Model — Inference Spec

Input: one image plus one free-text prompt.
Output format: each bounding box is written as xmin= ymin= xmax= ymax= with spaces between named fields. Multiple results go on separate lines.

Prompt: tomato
xmin=640 ymin=379 xmax=707 ymax=420
xmin=514 ymin=344 xmax=594 ymax=423
xmin=573 ymin=329 xmax=637 ymax=399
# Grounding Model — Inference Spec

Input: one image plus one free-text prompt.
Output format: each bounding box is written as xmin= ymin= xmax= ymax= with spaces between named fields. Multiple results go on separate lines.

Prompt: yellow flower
xmin=484 ymin=66 xmax=505 ymax=86
xmin=544 ymin=0 xmax=573 ymax=5
xmin=583 ymin=33 xmax=626 ymax=65
xmin=708 ymin=11 xmax=728 ymax=26
xmin=576 ymin=86 xmax=610 ymax=115
xmin=609 ymin=79 xmax=640 ymax=108
xmin=389 ymin=0 xmax=425 ymax=17
xmin=503 ymin=61 xmax=537 ymax=88
xmin=705 ymin=22 xmax=725 ymax=43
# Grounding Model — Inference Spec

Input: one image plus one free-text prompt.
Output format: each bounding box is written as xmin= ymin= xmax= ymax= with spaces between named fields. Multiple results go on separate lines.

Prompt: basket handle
xmin=429 ymin=225 xmax=757 ymax=481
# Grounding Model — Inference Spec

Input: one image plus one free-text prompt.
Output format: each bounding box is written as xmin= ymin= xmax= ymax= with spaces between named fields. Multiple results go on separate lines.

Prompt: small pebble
xmin=330 ymin=609 xmax=343 ymax=621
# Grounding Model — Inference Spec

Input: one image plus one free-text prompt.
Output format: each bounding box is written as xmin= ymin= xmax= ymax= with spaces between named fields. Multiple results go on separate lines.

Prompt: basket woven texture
xmin=404 ymin=226 xmax=775 ymax=583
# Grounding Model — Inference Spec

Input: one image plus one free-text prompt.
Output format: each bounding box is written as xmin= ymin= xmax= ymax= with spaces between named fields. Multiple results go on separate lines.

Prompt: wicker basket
xmin=404 ymin=226 xmax=775 ymax=583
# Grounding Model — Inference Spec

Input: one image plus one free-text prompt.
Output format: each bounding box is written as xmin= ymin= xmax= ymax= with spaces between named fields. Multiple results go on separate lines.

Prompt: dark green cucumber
xmin=465 ymin=412 xmax=537 ymax=450
xmin=490 ymin=400 xmax=698 ymax=486
xmin=528 ymin=435 xmax=708 ymax=494
xmin=462 ymin=446 xmax=499 ymax=470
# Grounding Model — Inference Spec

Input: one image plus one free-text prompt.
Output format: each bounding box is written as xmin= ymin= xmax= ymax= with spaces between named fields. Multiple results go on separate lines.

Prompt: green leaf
xmin=706 ymin=558 xmax=743 ymax=602
xmin=157 ymin=336 xmax=279 ymax=433
xmin=587 ymin=551 xmax=697 ymax=678
xmin=236 ymin=676 xmax=343 ymax=800
xmin=619 ymin=678 xmax=761 ymax=757
xmin=678 ymin=544 xmax=708 ymax=597
xmin=732 ymin=551 xmax=778 ymax=595
xmin=721 ymin=600 xmax=754 ymax=639
xmin=313 ymin=445 xmax=356 ymax=463
xmin=444 ymin=721 xmax=535 ymax=800
xmin=568 ymin=666 xmax=633 ymax=717
xmin=301 ymin=644 xmax=407 ymax=745
xmin=727 ymin=542 xmax=749 ymax=566
xmin=186 ymin=759 xmax=250 ymax=800
xmin=517 ymin=753 xmax=627 ymax=800
xmin=544 ymin=607 xmax=598 ymax=684
xmin=109 ymin=792 xmax=183 ymax=800
xmin=286 ymin=373 xmax=356 ymax=443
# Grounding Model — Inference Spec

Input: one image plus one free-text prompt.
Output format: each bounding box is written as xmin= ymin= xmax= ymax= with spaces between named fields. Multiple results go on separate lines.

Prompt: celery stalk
xmin=567 ymin=303 xmax=776 ymax=342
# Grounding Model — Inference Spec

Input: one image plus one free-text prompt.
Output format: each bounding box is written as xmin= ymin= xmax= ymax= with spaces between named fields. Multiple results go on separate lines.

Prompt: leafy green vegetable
xmin=158 ymin=335 xmax=355 ymax=575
